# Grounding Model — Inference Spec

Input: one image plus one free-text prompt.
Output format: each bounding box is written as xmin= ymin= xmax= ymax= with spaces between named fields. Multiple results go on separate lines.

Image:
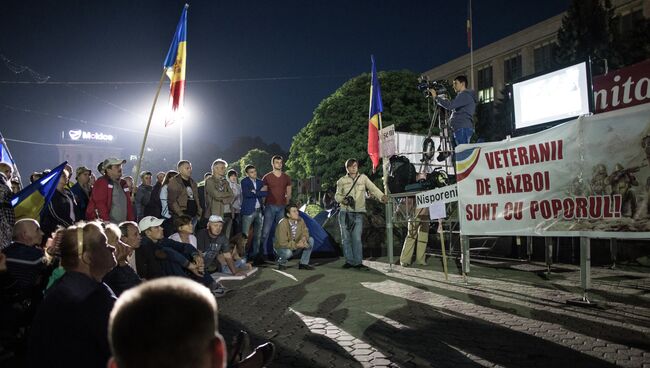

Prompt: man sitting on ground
xmin=197 ymin=215 xmax=248 ymax=275
xmin=103 ymin=224 xmax=141 ymax=296
xmin=273 ymin=204 xmax=315 ymax=271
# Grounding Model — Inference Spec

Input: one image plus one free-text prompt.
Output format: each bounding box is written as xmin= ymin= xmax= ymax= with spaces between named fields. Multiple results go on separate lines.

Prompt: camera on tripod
xmin=417 ymin=76 xmax=447 ymax=98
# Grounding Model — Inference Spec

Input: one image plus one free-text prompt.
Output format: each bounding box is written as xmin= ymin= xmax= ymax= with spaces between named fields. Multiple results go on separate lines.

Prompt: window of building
xmin=618 ymin=9 xmax=643 ymax=35
xmin=534 ymin=43 xmax=554 ymax=73
xmin=503 ymin=54 xmax=522 ymax=84
xmin=477 ymin=66 xmax=493 ymax=103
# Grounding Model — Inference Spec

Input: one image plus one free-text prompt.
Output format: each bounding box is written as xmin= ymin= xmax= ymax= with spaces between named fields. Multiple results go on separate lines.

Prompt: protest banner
xmin=456 ymin=103 xmax=650 ymax=238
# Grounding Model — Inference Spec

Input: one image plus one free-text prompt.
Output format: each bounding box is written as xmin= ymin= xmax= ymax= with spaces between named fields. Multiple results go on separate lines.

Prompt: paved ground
xmin=217 ymin=256 xmax=650 ymax=368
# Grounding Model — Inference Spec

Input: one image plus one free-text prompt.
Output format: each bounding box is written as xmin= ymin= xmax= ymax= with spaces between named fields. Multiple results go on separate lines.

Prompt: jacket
xmin=40 ymin=189 xmax=80 ymax=237
xmin=135 ymin=237 xmax=198 ymax=280
xmin=167 ymin=175 xmax=202 ymax=218
xmin=240 ymin=177 xmax=268 ymax=216
xmin=69 ymin=182 xmax=90 ymax=220
xmin=335 ymin=174 xmax=384 ymax=213
xmin=204 ymin=175 xmax=234 ymax=217
xmin=435 ymin=89 xmax=477 ymax=131
xmin=134 ymin=184 xmax=152 ymax=220
xmin=274 ymin=217 xmax=309 ymax=250
xmin=86 ymin=176 xmax=135 ymax=222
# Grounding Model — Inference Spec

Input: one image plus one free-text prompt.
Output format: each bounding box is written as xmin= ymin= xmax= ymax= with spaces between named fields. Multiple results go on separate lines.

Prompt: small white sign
xmin=380 ymin=124 xmax=396 ymax=157
xmin=416 ymin=184 xmax=458 ymax=209
xmin=428 ymin=203 xmax=447 ymax=219
xmin=68 ymin=129 xmax=114 ymax=142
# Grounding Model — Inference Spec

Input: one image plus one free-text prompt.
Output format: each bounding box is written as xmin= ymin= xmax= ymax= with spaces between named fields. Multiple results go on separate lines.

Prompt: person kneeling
xmin=274 ymin=204 xmax=314 ymax=271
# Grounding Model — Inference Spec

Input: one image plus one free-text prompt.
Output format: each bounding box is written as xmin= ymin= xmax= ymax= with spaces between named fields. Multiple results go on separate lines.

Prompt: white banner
xmin=380 ymin=124 xmax=396 ymax=158
xmin=416 ymin=184 xmax=458 ymax=208
xmin=456 ymin=103 xmax=650 ymax=238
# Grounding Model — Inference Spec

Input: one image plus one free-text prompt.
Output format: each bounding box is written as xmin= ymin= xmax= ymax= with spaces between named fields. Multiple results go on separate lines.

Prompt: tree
xmin=554 ymin=0 xmax=618 ymax=74
xmin=234 ymin=149 xmax=273 ymax=179
xmin=286 ymin=70 xmax=433 ymax=190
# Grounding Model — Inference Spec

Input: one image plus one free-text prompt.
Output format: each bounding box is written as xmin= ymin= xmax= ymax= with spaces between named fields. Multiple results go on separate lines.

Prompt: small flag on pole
xmin=0 ymin=132 xmax=21 ymax=185
xmin=467 ymin=0 xmax=473 ymax=49
xmin=163 ymin=4 xmax=188 ymax=127
xmin=368 ymin=55 xmax=383 ymax=173
xmin=11 ymin=162 xmax=66 ymax=220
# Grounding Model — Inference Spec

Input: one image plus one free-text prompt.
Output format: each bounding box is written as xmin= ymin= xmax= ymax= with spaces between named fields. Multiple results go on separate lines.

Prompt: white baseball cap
xmin=138 ymin=216 xmax=165 ymax=232
xmin=208 ymin=215 xmax=224 ymax=223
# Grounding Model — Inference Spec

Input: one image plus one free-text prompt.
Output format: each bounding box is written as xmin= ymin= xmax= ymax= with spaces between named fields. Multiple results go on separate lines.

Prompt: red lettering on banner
xmin=465 ymin=203 xmax=498 ymax=221
xmin=528 ymin=196 xmax=619 ymax=220
xmin=484 ymin=141 xmax=563 ymax=170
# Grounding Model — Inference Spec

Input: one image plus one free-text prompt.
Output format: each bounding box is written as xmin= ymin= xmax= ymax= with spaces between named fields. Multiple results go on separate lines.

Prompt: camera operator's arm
xmin=433 ymin=90 xmax=472 ymax=111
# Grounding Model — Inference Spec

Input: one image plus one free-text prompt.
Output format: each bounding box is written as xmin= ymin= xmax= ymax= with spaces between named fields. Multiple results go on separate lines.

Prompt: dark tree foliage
xmin=286 ymin=70 xmax=434 ymax=190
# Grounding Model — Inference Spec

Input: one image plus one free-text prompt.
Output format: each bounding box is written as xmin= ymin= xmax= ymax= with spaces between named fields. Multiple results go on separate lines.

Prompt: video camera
xmin=417 ymin=75 xmax=447 ymax=98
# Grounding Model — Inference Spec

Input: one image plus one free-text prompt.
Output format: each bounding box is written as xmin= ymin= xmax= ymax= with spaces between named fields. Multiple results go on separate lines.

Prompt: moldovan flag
xmin=11 ymin=162 xmax=66 ymax=220
xmin=368 ymin=55 xmax=383 ymax=172
xmin=163 ymin=4 xmax=188 ymax=127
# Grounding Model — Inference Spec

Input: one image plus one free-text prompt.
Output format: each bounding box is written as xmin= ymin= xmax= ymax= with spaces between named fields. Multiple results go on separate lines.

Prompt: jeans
xmin=275 ymin=237 xmax=314 ymax=266
xmin=261 ymin=205 xmax=285 ymax=256
xmin=242 ymin=208 xmax=264 ymax=258
xmin=453 ymin=128 xmax=474 ymax=147
xmin=338 ymin=211 xmax=364 ymax=266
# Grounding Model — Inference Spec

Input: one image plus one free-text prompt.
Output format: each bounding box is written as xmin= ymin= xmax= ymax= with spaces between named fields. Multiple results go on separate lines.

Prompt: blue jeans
xmin=453 ymin=128 xmax=474 ymax=147
xmin=275 ymin=237 xmax=314 ymax=266
xmin=242 ymin=208 xmax=264 ymax=258
xmin=338 ymin=211 xmax=364 ymax=266
xmin=261 ymin=205 xmax=285 ymax=256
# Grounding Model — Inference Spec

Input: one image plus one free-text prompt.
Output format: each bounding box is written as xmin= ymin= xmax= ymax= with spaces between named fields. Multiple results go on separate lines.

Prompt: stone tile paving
xmin=216 ymin=258 xmax=650 ymax=368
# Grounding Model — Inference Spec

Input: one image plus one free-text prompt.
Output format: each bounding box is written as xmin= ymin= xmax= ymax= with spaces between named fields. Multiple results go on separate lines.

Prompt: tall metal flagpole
xmin=377 ymin=113 xmax=394 ymax=270
xmin=469 ymin=0 xmax=474 ymax=89
xmin=180 ymin=120 xmax=183 ymax=161
xmin=134 ymin=70 xmax=167 ymax=190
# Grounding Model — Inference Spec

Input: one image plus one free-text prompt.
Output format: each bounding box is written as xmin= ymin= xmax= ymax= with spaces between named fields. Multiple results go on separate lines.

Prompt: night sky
xmin=0 ymin=0 xmax=569 ymax=175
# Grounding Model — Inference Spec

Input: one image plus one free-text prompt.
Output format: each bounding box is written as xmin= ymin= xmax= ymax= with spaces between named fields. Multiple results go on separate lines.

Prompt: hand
xmin=235 ymin=270 xmax=247 ymax=276
xmin=193 ymin=255 xmax=204 ymax=269
xmin=381 ymin=195 xmax=389 ymax=203
xmin=0 ymin=253 xmax=6 ymax=272
xmin=187 ymin=262 xmax=204 ymax=277
xmin=428 ymin=88 xmax=437 ymax=98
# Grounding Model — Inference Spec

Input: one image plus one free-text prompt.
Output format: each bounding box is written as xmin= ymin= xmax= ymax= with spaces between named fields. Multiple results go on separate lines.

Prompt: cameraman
xmin=335 ymin=159 xmax=387 ymax=270
xmin=429 ymin=75 xmax=477 ymax=147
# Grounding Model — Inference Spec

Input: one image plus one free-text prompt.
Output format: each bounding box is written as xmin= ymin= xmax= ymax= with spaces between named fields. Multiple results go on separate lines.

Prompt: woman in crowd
xmin=169 ymin=214 xmax=198 ymax=248
xmin=29 ymin=222 xmax=117 ymax=368
xmin=159 ymin=170 xmax=178 ymax=237
xmin=40 ymin=169 xmax=80 ymax=238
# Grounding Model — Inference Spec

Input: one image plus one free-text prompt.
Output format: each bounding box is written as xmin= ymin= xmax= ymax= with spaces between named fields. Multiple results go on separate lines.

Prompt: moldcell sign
xmin=66 ymin=129 xmax=114 ymax=142
xmin=593 ymin=58 xmax=650 ymax=113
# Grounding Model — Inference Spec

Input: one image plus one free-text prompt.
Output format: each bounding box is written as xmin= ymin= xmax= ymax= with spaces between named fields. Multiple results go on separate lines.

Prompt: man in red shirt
xmin=86 ymin=158 xmax=135 ymax=222
xmin=260 ymin=155 xmax=291 ymax=263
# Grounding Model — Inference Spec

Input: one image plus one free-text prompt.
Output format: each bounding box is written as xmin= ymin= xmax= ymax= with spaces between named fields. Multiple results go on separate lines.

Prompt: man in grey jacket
xmin=429 ymin=75 xmax=477 ymax=147
xmin=135 ymin=171 xmax=153 ymax=221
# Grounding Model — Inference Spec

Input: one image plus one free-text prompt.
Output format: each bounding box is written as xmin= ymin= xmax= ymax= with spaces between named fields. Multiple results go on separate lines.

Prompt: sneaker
xmin=342 ymin=263 xmax=354 ymax=269
xmin=277 ymin=264 xmax=287 ymax=270
xmin=211 ymin=286 xmax=228 ymax=298
xmin=298 ymin=264 xmax=315 ymax=270
xmin=354 ymin=264 xmax=370 ymax=271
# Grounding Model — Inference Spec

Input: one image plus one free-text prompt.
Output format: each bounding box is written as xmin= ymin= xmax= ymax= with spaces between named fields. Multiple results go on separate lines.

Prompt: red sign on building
xmin=593 ymin=59 xmax=650 ymax=113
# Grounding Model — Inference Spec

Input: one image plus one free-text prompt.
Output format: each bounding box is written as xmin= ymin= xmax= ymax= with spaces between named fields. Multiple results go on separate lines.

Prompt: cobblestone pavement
xmin=216 ymin=257 xmax=650 ymax=368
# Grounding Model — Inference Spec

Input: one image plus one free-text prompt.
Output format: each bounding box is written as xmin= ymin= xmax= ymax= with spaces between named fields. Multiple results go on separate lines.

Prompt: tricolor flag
xmin=368 ymin=55 xmax=383 ymax=173
xmin=163 ymin=4 xmax=188 ymax=127
xmin=467 ymin=0 xmax=473 ymax=49
xmin=0 ymin=132 xmax=21 ymax=185
xmin=11 ymin=162 xmax=66 ymax=220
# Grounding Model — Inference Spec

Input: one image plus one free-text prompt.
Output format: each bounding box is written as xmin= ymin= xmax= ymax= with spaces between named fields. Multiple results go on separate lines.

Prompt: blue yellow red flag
xmin=11 ymin=162 xmax=66 ymax=220
xmin=0 ymin=132 xmax=21 ymax=185
xmin=368 ymin=55 xmax=383 ymax=172
xmin=163 ymin=4 xmax=188 ymax=127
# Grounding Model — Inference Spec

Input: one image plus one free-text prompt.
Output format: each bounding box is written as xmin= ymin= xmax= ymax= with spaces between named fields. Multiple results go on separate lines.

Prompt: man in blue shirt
xmin=430 ymin=75 xmax=477 ymax=150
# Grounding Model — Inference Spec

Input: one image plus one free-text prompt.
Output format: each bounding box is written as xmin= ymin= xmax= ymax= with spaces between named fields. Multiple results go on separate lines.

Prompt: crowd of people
xmin=0 ymin=152 xmax=394 ymax=367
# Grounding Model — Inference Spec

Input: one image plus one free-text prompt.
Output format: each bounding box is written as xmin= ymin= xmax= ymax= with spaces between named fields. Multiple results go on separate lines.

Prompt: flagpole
xmin=180 ymin=120 xmax=183 ymax=161
xmin=134 ymin=69 xmax=167 ymax=191
xmin=469 ymin=0 xmax=474 ymax=89
xmin=377 ymin=112 xmax=394 ymax=270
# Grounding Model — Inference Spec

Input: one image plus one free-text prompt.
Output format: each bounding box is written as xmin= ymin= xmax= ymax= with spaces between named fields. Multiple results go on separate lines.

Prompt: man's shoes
xmin=354 ymin=264 xmax=370 ymax=271
xmin=277 ymin=264 xmax=287 ymax=270
xmin=299 ymin=263 xmax=315 ymax=270
xmin=342 ymin=263 xmax=354 ymax=269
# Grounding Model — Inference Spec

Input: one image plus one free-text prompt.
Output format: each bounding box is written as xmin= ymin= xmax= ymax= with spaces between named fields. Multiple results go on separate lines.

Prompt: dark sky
xmin=0 ymin=0 xmax=570 ymax=173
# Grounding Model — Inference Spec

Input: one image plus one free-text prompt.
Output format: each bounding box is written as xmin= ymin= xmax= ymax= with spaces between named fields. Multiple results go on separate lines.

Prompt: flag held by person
xmin=368 ymin=55 xmax=383 ymax=173
xmin=163 ymin=4 xmax=188 ymax=127
xmin=11 ymin=162 xmax=66 ymax=220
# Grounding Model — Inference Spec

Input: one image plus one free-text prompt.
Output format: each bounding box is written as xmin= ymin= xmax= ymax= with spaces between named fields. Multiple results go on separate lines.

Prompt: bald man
xmin=2 ymin=219 xmax=47 ymax=297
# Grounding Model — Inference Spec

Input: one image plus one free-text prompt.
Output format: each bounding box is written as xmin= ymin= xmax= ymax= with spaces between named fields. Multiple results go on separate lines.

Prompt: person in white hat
xmin=135 ymin=216 xmax=227 ymax=297
xmin=86 ymin=157 xmax=135 ymax=222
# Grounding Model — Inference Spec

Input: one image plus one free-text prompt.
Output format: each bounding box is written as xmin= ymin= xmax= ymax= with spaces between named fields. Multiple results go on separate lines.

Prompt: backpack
xmin=387 ymin=155 xmax=416 ymax=194
xmin=143 ymin=182 xmax=162 ymax=218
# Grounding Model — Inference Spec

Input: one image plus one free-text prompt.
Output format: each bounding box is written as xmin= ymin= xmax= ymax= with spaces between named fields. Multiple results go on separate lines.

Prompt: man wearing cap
xmin=86 ymin=158 xmax=135 ymax=222
xmin=70 ymin=166 xmax=92 ymax=220
xmin=196 ymin=215 xmax=245 ymax=275
xmin=134 ymin=171 xmax=153 ymax=221
xmin=136 ymin=216 xmax=227 ymax=296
